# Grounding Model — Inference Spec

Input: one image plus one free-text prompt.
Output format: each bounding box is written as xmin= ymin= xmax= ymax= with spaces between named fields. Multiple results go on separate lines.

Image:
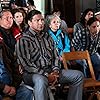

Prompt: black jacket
xmin=0 ymin=42 xmax=22 ymax=92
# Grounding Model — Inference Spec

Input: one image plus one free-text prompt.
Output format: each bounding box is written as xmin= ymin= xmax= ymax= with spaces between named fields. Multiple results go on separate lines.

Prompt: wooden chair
xmin=62 ymin=50 xmax=100 ymax=100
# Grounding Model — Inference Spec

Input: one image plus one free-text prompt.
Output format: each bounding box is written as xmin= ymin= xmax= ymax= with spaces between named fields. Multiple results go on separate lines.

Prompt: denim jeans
xmin=76 ymin=52 xmax=100 ymax=80
xmin=91 ymin=52 xmax=100 ymax=80
xmin=16 ymin=83 xmax=55 ymax=100
xmin=0 ymin=58 xmax=11 ymax=84
xmin=23 ymin=73 xmax=49 ymax=100
xmin=16 ymin=84 xmax=33 ymax=100
xmin=23 ymin=70 xmax=83 ymax=100
xmin=76 ymin=59 xmax=88 ymax=77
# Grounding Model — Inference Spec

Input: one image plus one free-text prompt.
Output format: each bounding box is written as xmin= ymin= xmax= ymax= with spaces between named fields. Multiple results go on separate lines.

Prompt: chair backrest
xmin=62 ymin=50 xmax=96 ymax=80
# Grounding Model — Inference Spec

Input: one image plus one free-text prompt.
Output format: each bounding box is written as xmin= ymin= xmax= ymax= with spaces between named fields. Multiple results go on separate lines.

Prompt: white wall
xmin=34 ymin=0 xmax=45 ymax=15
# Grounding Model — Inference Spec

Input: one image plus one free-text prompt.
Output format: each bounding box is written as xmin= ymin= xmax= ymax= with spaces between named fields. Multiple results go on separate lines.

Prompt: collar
xmin=48 ymin=29 xmax=62 ymax=36
xmin=29 ymin=27 xmax=45 ymax=38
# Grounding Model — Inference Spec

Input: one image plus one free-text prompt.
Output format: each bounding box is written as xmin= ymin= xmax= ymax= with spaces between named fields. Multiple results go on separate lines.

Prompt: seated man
xmin=15 ymin=9 xmax=84 ymax=100
xmin=0 ymin=8 xmax=22 ymax=100
xmin=71 ymin=17 xmax=100 ymax=80
xmin=0 ymin=42 xmax=22 ymax=100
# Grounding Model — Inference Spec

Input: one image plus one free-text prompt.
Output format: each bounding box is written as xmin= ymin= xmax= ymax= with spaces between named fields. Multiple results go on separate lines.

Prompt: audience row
xmin=0 ymin=5 xmax=100 ymax=100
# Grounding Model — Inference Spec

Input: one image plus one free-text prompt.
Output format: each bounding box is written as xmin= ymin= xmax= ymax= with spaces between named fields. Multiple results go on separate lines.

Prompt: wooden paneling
xmin=53 ymin=0 xmax=76 ymax=27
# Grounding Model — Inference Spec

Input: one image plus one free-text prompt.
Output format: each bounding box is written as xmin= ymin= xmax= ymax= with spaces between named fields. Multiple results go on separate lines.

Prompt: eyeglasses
xmin=1 ymin=16 xmax=13 ymax=21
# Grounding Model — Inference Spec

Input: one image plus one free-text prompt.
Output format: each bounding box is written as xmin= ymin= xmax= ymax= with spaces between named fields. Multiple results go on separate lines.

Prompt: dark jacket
xmin=0 ymin=42 xmax=22 ymax=92
xmin=0 ymin=26 xmax=16 ymax=54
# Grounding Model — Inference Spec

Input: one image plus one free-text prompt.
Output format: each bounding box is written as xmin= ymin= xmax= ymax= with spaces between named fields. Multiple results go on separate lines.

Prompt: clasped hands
xmin=48 ymin=71 xmax=59 ymax=86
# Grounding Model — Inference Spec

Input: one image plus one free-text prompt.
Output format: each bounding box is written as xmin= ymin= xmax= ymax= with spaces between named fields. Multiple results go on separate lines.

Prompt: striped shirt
xmin=15 ymin=28 xmax=61 ymax=75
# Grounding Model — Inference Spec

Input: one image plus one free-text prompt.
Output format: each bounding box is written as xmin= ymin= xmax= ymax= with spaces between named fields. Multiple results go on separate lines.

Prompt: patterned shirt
xmin=88 ymin=32 xmax=100 ymax=55
xmin=71 ymin=22 xmax=89 ymax=51
xmin=15 ymin=28 xmax=61 ymax=75
xmin=71 ymin=22 xmax=100 ymax=55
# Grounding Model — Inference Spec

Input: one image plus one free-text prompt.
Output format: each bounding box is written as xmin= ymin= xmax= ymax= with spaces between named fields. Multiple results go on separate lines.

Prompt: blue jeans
xmin=76 ymin=52 xmax=100 ymax=80
xmin=0 ymin=58 xmax=11 ymax=84
xmin=91 ymin=53 xmax=100 ymax=80
xmin=59 ymin=69 xmax=83 ymax=100
xmin=23 ymin=73 xmax=49 ymax=100
xmin=23 ymin=69 xmax=83 ymax=100
xmin=76 ymin=59 xmax=88 ymax=77
xmin=16 ymin=84 xmax=33 ymax=100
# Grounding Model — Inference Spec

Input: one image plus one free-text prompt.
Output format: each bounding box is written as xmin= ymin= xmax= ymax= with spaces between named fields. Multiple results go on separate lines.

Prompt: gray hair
xmin=45 ymin=14 xmax=61 ymax=32
xmin=45 ymin=14 xmax=61 ymax=26
xmin=0 ymin=9 xmax=11 ymax=18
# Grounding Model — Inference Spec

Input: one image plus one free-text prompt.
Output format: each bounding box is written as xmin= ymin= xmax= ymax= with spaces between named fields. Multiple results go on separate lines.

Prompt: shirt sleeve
xmin=50 ymin=37 xmax=61 ymax=71
xmin=71 ymin=30 xmax=83 ymax=51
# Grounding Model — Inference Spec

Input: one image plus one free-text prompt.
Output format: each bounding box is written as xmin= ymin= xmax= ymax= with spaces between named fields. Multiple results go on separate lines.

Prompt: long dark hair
xmin=87 ymin=17 xmax=98 ymax=26
xmin=11 ymin=8 xmax=27 ymax=31
xmin=80 ymin=8 xmax=94 ymax=27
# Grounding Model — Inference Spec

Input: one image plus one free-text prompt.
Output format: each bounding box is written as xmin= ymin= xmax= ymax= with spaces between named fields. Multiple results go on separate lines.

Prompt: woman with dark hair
xmin=11 ymin=8 xmax=28 ymax=41
xmin=80 ymin=8 xmax=94 ymax=27
xmin=71 ymin=9 xmax=100 ymax=80
xmin=71 ymin=8 xmax=94 ymax=77
xmin=72 ymin=14 xmax=100 ymax=80
xmin=73 ymin=8 xmax=94 ymax=36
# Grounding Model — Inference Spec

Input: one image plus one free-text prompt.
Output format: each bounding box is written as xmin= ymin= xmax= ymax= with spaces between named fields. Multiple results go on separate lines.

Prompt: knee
xmin=32 ymin=74 xmax=48 ymax=87
xmin=61 ymin=69 xmax=84 ymax=85
xmin=16 ymin=85 xmax=33 ymax=100
xmin=73 ymin=70 xmax=84 ymax=85
xmin=76 ymin=70 xmax=84 ymax=79
xmin=63 ymin=69 xmax=84 ymax=80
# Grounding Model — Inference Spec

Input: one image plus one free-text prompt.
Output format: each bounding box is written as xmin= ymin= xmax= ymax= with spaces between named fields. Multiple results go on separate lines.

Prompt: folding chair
xmin=62 ymin=50 xmax=100 ymax=100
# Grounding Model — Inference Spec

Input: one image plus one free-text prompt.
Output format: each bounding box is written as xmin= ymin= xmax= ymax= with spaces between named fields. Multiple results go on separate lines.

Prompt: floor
xmin=53 ymin=88 xmax=98 ymax=100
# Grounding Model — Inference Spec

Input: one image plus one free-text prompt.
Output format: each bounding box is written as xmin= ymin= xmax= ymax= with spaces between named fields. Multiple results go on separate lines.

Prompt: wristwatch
xmin=44 ymin=72 xmax=48 ymax=77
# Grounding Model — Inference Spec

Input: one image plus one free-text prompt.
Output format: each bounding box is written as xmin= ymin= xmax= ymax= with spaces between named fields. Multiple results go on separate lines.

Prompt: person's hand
xmin=3 ymin=85 xmax=11 ymax=94
xmin=48 ymin=71 xmax=59 ymax=86
xmin=59 ymin=56 xmax=63 ymax=61
xmin=19 ymin=65 xmax=23 ymax=74
xmin=52 ymin=70 xmax=59 ymax=76
xmin=8 ymin=87 xmax=16 ymax=96
xmin=48 ymin=73 xmax=56 ymax=83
